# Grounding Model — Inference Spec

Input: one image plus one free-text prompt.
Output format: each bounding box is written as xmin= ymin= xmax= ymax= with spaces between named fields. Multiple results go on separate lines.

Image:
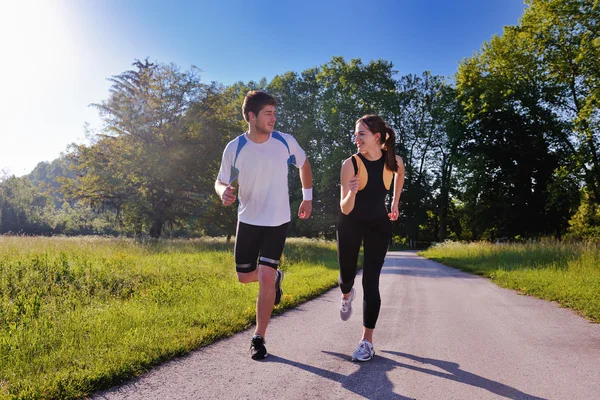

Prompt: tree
xmin=393 ymin=72 xmax=458 ymax=242
xmin=567 ymin=187 xmax=600 ymax=238
xmin=456 ymin=45 xmax=563 ymax=239
xmin=0 ymin=176 xmax=53 ymax=234
xmin=431 ymin=84 xmax=465 ymax=241
xmin=28 ymin=157 xmax=75 ymax=207
xmin=454 ymin=0 xmax=598 ymax=239
xmin=64 ymin=59 xmax=215 ymax=238
xmin=519 ymin=0 xmax=600 ymax=203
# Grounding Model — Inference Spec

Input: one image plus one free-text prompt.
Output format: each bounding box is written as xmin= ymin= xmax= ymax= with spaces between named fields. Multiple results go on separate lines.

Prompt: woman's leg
xmin=361 ymin=218 xmax=392 ymax=334
xmin=336 ymin=214 xmax=363 ymax=295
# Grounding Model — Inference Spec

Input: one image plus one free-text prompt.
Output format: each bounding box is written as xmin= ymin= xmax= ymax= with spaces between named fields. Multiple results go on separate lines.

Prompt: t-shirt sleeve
xmin=216 ymin=141 xmax=235 ymax=184
xmin=286 ymin=134 xmax=307 ymax=168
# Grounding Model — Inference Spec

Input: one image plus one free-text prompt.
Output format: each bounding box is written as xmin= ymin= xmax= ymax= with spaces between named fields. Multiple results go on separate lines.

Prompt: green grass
xmin=0 ymin=236 xmax=340 ymax=399
xmin=420 ymin=240 xmax=600 ymax=323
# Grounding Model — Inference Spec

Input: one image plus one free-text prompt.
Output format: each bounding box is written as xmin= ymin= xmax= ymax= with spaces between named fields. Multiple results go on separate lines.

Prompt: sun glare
xmin=0 ymin=1 xmax=79 ymax=176
xmin=0 ymin=1 xmax=73 ymax=103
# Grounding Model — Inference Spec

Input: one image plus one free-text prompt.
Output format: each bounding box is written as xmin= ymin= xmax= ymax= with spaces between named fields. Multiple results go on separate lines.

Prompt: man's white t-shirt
xmin=217 ymin=131 xmax=307 ymax=227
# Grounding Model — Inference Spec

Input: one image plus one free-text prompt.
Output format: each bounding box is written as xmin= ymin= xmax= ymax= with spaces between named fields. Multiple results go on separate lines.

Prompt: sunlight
xmin=0 ymin=0 xmax=78 ymax=176
xmin=0 ymin=0 xmax=73 ymax=104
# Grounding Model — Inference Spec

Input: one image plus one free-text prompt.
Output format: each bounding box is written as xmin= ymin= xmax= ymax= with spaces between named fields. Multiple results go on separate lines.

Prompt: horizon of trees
xmin=1 ymin=0 xmax=598 ymax=242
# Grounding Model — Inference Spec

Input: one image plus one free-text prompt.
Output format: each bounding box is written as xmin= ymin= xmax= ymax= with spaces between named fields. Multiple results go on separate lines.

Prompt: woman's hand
xmin=388 ymin=204 xmax=399 ymax=221
xmin=348 ymin=174 xmax=359 ymax=193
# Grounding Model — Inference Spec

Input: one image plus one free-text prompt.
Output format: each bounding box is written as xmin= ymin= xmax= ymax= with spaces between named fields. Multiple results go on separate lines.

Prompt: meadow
xmin=0 ymin=236 xmax=339 ymax=399
xmin=420 ymin=240 xmax=600 ymax=323
xmin=4 ymin=236 xmax=599 ymax=399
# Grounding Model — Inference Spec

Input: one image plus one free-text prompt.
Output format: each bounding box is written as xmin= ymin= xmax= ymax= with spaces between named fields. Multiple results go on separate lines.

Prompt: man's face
xmin=251 ymin=105 xmax=276 ymax=134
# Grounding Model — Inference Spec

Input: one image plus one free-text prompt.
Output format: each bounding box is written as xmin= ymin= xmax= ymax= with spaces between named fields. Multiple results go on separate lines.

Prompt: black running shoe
xmin=250 ymin=335 xmax=268 ymax=360
xmin=274 ymin=269 xmax=284 ymax=306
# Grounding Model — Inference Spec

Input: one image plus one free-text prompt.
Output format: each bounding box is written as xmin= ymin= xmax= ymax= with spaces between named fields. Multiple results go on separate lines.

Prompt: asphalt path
xmin=93 ymin=251 xmax=600 ymax=400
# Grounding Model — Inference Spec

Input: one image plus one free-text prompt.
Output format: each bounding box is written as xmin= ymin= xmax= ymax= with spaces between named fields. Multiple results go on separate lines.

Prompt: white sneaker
xmin=339 ymin=288 xmax=355 ymax=321
xmin=352 ymin=339 xmax=375 ymax=362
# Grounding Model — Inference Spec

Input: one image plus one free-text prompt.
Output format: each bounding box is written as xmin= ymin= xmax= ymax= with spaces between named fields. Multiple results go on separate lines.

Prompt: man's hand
xmin=221 ymin=185 xmax=237 ymax=206
xmin=298 ymin=200 xmax=312 ymax=219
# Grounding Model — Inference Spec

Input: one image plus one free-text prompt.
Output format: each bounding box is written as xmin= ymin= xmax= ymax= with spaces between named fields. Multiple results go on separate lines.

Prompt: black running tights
xmin=336 ymin=214 xmax=392 ymax=329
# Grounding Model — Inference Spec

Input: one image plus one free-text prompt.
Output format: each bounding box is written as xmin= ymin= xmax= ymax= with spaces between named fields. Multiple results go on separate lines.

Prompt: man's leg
xmin=234 ymin=222 xmax=270 ymax=359
xmin=254 ymin=222 xmax=289 ymax=337
xmin=237 ymin=270 xmax=258 ymax=283
xmin=234 ymin=221 xmax=260 ymax=282
xmin=254 ymin=264 xmax=277 ymax=337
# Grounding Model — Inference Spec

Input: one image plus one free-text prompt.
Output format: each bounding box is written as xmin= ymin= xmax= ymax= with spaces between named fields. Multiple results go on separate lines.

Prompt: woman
xmin=337 ymin=114 xmax=405 ymax=362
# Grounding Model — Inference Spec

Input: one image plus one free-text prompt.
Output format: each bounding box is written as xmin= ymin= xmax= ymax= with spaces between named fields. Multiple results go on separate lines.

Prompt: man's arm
xmin=215 ymin=179 xmax=237 ymax=207
xmin=300 ymin=159 xmax=312 ymax=190
xmin=298 ymin=159 xmax=313 ymax=219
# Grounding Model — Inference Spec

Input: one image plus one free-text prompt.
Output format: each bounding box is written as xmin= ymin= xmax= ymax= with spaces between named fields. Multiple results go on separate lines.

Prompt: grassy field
xmin=0 ymin=236 xmax=340 ymax=400
xmin=420 ymin=240 xmax=600 ymax=323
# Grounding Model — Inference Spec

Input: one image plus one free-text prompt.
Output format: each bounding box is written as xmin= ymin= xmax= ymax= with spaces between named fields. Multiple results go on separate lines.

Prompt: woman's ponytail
xmin=384 ymin=127 xmax=398 ymax=172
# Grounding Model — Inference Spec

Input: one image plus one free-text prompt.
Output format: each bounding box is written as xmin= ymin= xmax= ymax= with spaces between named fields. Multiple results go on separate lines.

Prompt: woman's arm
xmin=389 ymin=155 xmax=405 ymax=220
xmin=340 ymin=158 xmax=359 ymax=215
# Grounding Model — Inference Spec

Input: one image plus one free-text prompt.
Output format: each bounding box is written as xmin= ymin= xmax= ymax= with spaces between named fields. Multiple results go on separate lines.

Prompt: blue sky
xmin=0 ymin=0 xmax=527 ymax=177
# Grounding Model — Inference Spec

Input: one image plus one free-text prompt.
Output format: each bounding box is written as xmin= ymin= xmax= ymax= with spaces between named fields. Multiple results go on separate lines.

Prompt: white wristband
xmin=302 ymin=187 xmax=313 ymax=201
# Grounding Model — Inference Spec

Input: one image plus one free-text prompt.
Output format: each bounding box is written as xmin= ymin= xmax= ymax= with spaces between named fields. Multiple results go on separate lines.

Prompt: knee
xmin=237 ymin=272 xmax=254 ymax=283
xmin=363 ymin=288 xmax=381 ymax=305
xmin=257 ymin=266 xmax=276 ymax=287
xmin=362 ymin=268 xmax=382 ymax=290
xmin=361 ymin=275 xmax=378 ymax=290
xmin=362 ymin=280 xmax=380 ymax=302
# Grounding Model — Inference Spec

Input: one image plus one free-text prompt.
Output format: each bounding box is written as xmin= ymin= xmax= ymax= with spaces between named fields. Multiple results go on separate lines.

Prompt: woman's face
xmin=354 ymin=122 xmax=381 ymax=153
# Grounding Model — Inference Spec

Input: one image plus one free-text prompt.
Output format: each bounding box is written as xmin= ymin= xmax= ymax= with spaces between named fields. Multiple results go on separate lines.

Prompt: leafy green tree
xmin=28 ymin=157 xmax=75 ymax=207
xmin=545 ymin=166 xmax=582 ymax=237
xmin=454 ymin=0 xmax=598 ymax=239
xmin=393 ymin=72 xmax=458 ymax=242
xmin=0 ymin=176 xmax=54 ymax=234
xmin=430 ymin=84 xmax=465 ymax=241
xmin=64 ymin=60 xmax=218 ymax=238
xmin=519 ymin=0 xmax=600 ymax=203
xmin=567 ymin=188 xmax=600 ymax=239
xmin=456 ymin=52 xmax=562 ymax=239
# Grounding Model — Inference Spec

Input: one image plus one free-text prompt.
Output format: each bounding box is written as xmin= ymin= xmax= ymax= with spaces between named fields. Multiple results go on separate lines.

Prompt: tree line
xmin=1 ymin=0 xmax=598 ymax=242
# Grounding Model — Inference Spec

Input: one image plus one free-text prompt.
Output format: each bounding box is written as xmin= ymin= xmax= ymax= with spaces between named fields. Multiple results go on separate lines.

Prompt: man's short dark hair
xmin=242 ymin=91 xmax=277 ymax=122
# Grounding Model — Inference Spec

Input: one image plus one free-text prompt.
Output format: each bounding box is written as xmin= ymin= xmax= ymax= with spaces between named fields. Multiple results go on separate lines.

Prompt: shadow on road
xmin=267 ymin=352 xmax=414 ymax=399
xmin=267 ymin=350 xmax=546 ymax=400
xmin=380 ymin=253 xmax=478 ymax=279
xmin=381 ymin=350 xmax=547 ymax=400
xmin=379 ymin=266 xmax=477 ymax=278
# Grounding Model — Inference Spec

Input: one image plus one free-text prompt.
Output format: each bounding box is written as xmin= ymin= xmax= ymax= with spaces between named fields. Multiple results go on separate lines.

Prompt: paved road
xmin=93 ymin=251 xmax=600 ymax=400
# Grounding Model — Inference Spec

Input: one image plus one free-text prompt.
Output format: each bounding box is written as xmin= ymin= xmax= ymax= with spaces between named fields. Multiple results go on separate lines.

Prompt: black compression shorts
xmin=234 ymin=221 xmax=290 ymax=273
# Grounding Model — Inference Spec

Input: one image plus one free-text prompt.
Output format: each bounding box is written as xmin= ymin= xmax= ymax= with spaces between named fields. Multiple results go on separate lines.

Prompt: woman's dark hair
xmin=242 ymin=91 xmax=277 ymax=122
xmin=356 ymin=114 xmax=398 ymax=172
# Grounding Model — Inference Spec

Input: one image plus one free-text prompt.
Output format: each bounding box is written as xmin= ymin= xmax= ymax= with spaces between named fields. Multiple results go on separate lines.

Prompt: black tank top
xmin=349 ymin=153 xmax=390 ymax=220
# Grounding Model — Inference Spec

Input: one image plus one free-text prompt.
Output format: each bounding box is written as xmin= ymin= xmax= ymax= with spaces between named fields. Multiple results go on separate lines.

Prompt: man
xmin=215 ymin=90 xmax=313 ymax=360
